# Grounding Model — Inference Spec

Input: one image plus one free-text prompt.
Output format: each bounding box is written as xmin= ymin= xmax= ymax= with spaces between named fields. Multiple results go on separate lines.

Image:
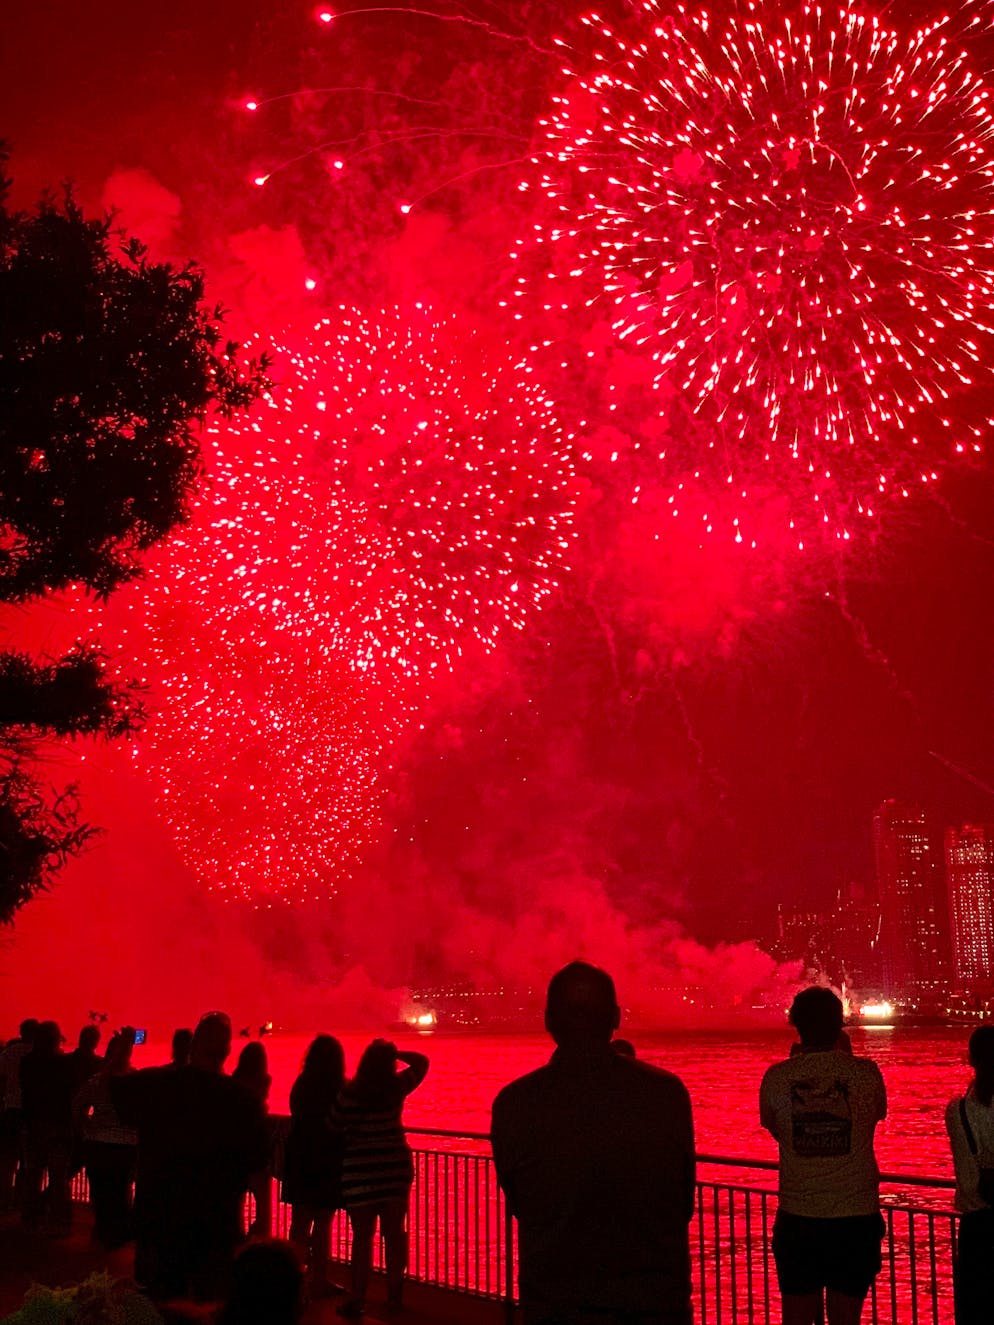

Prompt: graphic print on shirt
xmin=789 ymin=1076 xmax=852 ymax=1157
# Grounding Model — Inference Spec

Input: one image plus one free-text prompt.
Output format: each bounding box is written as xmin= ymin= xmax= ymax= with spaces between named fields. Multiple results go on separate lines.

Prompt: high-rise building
xmin=946 ymin=825 xmax=994 ymax=985
xmin=873 ymin=800 xmax=951 ymax=995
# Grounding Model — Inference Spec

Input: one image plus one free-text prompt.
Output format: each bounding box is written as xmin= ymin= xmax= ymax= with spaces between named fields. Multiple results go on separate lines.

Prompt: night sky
xmin=4 ymin=0 xmax=994 ymax=1024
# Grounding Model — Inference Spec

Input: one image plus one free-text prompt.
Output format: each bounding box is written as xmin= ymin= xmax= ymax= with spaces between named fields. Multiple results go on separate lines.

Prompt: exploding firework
xmin=99 ymin=308 xmax=576 ymax=900
xmin=268 ymin=306 xmax=577 ymax=670
xmin=104 ymin=393 xmax=400 ymax=902
xmin=511 ymin=0 xmax=994 ymax=547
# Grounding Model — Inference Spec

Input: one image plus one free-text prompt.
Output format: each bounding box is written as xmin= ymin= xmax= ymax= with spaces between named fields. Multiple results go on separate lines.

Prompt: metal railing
xmin=72 ymin=1126 xmax=961 ymax=1323
xmin=690 ymin=1155 xmax=958 ymax=1325
xmin=269 ymin=1127 xmax=513 ymax=1305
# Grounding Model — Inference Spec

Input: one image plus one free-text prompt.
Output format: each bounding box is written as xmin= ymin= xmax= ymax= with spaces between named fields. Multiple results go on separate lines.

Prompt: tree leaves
xmin=0 ymin=146 xmax=266 ymax=919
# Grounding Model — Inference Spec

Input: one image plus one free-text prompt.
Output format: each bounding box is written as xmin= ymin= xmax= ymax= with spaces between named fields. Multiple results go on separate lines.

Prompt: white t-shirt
xmin=760 ymin=1049 xmax=887 ymax=1218
xmin=945 ymin=1088 xmax=994 ymax=1213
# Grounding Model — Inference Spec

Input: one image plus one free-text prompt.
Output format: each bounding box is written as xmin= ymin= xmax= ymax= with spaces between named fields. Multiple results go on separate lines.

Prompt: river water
xmin=139 ymin=1023 xmax=973 ymax=1179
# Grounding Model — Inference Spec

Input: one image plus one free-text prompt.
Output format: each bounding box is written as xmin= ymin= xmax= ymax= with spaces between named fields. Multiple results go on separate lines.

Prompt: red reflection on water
xmin=131 ymin=1025 xmax=964 ymax=1178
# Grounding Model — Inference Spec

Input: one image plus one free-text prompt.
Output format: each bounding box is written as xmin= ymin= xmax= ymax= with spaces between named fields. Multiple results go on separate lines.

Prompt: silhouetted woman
xmin=334 ymin=1040 xmax=428 ymax=1318
xmin=74 ymin=1030 xmax=137 ymax=1248
xmin=947 ymin=1024 xmax=994 ymax=1324
xmin=283 ymin=1035 xmax=346 ymax=1298
xmin=233 ymin=1042 xmax=272 ymax=1107
xmin=233 ymin=1041 xmax=273 ymax=1237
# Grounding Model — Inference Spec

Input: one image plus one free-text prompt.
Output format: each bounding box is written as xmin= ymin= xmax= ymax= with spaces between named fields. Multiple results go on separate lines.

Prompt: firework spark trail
xmin=314 ymin=6 xmax=554 ymax=54
xmin=245 ymin=7 xmax=550 ymax=198
xmin=664 ymin=670 xmax=731 ymax=804
xmin=98 ymin=309 xmax=577 ymax=902
xmin=830 ymin=590 xmax=921 ymax=715
xmin=252 ymin=128 xmax=530 ymax=191
xmin=511 ymin=0 xmax=994 ymax=548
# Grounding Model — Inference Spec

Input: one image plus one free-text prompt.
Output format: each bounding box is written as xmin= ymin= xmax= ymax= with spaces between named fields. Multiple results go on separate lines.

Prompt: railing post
xmin=503 ymin=1197 xmax=516 ymax=1325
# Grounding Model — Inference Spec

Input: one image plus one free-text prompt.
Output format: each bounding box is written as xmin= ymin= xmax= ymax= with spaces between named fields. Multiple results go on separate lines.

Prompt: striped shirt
xmin=334 ymin=1062 xmax=427 ymax=1208
xmin=76 ymin=1072 xmax=138 ymax=1148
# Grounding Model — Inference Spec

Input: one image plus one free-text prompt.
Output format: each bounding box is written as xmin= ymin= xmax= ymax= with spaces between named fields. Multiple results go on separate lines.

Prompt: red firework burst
xmin=97 ymin=308 xmax=575 ymax=900
xmin=512 ymin=0 xmax=994 ymax=546
xmin=101 ymin=388 xmax=398 ymax=902
xmin=274 ymin=306 xmax=577 ymax=669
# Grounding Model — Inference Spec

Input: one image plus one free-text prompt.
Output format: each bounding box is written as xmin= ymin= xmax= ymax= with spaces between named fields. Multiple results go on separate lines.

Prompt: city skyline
xmin=771 ymin=799 xmax=994 ymax=1006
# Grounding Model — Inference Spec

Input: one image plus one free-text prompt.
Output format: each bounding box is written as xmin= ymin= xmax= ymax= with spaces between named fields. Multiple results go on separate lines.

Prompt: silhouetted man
xmin=113 ymin=1011 xmax=268 ymax=1300
xmin=491 ymin=961 xmax=695 ymax=1325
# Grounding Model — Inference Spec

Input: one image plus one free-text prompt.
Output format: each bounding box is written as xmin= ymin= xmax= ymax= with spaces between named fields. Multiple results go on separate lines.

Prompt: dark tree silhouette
xmin=0 ymin=147 xmax=267 ymax=920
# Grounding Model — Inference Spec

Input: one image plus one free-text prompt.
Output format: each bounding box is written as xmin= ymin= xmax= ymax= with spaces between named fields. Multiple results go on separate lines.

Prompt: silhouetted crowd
xmin=1 ymin=969 xmax=993 ymax=1325
xmin=0 ymin=1013 xmax=426 ymax=1322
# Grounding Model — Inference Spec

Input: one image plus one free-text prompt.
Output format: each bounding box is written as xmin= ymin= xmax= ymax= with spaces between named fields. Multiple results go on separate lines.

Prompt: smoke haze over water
xmin=0 ymin=741 xmax=801 ymax=1034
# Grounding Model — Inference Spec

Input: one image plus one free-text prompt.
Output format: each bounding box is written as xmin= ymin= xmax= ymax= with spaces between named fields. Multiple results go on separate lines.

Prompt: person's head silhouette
xmin=34 ymin=1021 xmax=62 ymax=1055
xmin=171 ymin=1026 xmax=194 ymax=1067
xmin=353 ymin=1039 xmax=400 ymax=1106
xmin=788 ymin=986 xmax=844 ymax=1051
xmin=191 ymin=1012 xmax=233 ymax=1072
xmin=544 ymin=961 xmax=620 ymax=1048
xmin=77 ymin=1024 xmax=101 ymax=1054
xmin=218 ymin=1239 xmax=303 ymax=1325
xmin=969 ymin=1024 xmax=994 ymax=1106
xmin=302 ymin=1033 xmax=345 ymax=1085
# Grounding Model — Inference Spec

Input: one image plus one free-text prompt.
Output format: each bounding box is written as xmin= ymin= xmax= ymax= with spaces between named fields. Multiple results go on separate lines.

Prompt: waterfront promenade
xmin=0 ymin=1135 xmax=961 ymax=1324
xmin=0 ymin=1209 xmax=505 ymax=1324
